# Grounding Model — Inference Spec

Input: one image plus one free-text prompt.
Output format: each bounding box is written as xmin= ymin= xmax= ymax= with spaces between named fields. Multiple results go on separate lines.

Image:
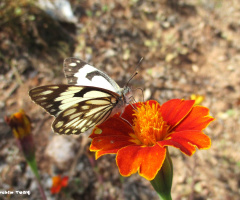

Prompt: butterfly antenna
xmin=125 ymin=57 xmax=144 ymax=87
xmin=135 ymin=57 xmax=144 ymax=71
xmin=126 ymin=72 xmax=138 ymax=88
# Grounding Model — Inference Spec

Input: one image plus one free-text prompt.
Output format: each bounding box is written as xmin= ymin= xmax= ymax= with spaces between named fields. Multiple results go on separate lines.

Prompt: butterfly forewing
xmin=29 ymin=84 xmax=122 ymax=135
xmin=29 ymin=85 xmax=78 ymax=116
xmin=64 ymin=57 xmax=121 ymax=93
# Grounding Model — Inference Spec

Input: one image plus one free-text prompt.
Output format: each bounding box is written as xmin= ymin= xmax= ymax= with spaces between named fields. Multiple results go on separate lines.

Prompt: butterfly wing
xmin=64 ymin=57 xmax=121 ymax=93
xmin=52 ymin=97 xmax=116 ymax=135
xmin=29 ymin=85 xmax=78 ymax=117
xmin=29 ymin=85 xmax=121 ymax=134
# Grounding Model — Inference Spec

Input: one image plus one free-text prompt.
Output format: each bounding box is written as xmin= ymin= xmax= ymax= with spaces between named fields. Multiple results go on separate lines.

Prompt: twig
xmin=68 ymin=135 xmax=89 ymax=177
xmin=189 ymin=155 xmax=197 ymax=200
xmin=10 ymin=61 xmax=23 ymax=85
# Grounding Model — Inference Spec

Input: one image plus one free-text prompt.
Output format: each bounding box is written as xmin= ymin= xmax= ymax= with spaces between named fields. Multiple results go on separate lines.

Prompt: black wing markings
xmin=63 ymin=57 xmax=120 ymax=91
xmin=29 ymin=85 xmax=119 ymax=117
xmin=52 ymin=97 xmax=115 ymax=135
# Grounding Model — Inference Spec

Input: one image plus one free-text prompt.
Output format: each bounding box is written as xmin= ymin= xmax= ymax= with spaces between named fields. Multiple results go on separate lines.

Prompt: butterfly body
xmin=29 ymin=58 xmax=132 ymax=135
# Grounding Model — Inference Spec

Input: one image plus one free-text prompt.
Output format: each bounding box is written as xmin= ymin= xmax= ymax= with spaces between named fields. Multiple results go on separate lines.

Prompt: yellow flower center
xmin=130 ymin=102 xmax=170 ymax=146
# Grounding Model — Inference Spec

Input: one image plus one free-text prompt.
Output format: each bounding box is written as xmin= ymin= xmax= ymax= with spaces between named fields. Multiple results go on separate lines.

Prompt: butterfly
xmin=29 ymin=57 xmax=132 ymax=135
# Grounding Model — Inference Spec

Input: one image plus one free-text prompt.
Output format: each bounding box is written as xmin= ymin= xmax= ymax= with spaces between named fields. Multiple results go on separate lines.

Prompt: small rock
xmin=104 ymin=49 xmax=116 ymax=58
xmin=45 ymin=136 xmax=76 ymax=170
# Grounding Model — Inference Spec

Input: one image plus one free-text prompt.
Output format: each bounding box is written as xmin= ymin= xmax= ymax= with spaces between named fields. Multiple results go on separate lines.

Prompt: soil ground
xmin=0 ymin=0 xmax=240 ymax=199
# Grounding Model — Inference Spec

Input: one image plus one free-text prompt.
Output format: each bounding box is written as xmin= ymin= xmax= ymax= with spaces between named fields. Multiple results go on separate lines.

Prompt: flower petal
xmin=160 ymin=99 xmax=195 ymax=128
xmin=51 ymin=175 xmax=68 ymax=194
xmin=90 ymin=135 xmax=135 ymax=159
xmin=116 ymin=144 xmax=166 ymax=180
xmin=159 ymin=130 xmax=211 ymax=156
xmin=90 ymin=117 xmax=132 ymax=139
xmin=174 ymin=105 xmax=215 ymax=132
xmin=5 ymin=109 xmax=31 ymax=139
xmin=120 ymin=104 xmax=139 ymax=125
xmin=95 ymin=149 xmax=118 ymax=158
xmin=51 ymin=185 xmax=61 ymax=194
xmin=61 ymin=176 xmax=69 ymax=187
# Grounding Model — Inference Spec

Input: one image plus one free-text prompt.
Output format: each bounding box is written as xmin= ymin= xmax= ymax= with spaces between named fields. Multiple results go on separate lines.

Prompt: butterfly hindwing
xmin=64 ymin=57 xmax=121 ymax=93
xmin=52 ymin=97 xmax=115 ymax=135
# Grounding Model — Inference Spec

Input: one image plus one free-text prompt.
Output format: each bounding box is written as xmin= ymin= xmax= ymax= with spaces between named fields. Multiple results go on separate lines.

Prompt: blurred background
xmin=0 ymin=0 xmax=240 ymax=199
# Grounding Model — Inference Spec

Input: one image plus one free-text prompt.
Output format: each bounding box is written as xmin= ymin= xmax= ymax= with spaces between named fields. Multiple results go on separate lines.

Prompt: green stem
xmin=27 ymin=158 xmax=47 ymax=200
xmin=150 ymin=148 xmax=173 ymax=200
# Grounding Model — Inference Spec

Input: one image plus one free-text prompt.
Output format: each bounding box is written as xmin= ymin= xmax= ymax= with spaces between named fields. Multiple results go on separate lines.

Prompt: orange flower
xmin=5 ymin=109 xmax=35 ymax=161
xmin=51 ymin=175 xmax=69 ymax=194
xmin=90 ymin=99 xmax=214 ymax=181
xmin=5 ymin=109 xmax=31 ymax=139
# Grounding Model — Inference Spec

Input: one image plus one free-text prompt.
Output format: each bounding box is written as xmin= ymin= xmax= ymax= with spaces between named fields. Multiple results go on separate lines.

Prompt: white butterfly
xmin=29 ymin=57 xmax=132 ymax=135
